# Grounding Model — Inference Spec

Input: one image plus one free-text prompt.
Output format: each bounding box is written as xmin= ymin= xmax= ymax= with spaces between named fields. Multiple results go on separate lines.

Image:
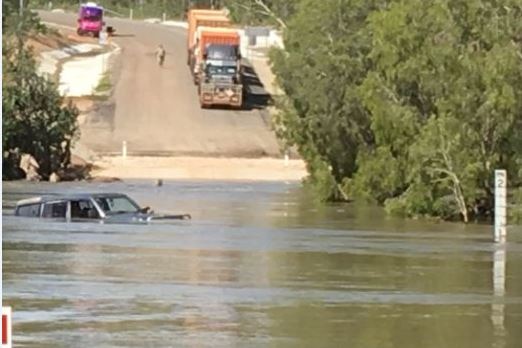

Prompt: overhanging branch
xmin=253 ymin=0 xmax=287 ymax=29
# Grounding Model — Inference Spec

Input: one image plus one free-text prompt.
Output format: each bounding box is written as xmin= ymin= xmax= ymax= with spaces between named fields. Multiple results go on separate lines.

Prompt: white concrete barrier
xmin=37 ymin=44 xmax=100 ymax=78
xmin=144 ymin=18 xmax=161 ymax=24
xmin=161 ymin=20 xmax=188 ymax=29
xmin=37 ymin=42 xmax=119 ymax=97
xmin=269 ymin=30 xmax=284 ymax=49
xmin=58 ymin=51 xmax=112 ymax=96
xmin=236 ymin=28 xmax=284 ymax=60
xmin=38 ymin=50 xmax=69 ymax=76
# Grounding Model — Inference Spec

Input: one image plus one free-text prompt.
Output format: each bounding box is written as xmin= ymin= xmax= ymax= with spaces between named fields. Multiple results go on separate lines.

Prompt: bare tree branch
xmin=252 ymin=0 xmax=287 ymax=29
xmin=337 ymin=183 xmax=349 ymax=201
xmin=434 ymin=124 xmax=469 ymax=222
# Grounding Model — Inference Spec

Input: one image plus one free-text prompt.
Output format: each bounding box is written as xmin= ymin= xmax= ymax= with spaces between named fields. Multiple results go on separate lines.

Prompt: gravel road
xmin=40 ymin=11 xmax=282 ymax=157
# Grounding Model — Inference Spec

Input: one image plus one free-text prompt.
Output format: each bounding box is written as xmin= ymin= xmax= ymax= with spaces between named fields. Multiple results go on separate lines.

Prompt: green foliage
xmin=347 ymin=146 xmax=407 ymax=204
xmin=272 ymin=0 xmax=522 ymax=221
xmin=357 ymin=0 xmax=522 ymax=222
xmin=223 ymin=0 xmax=297 ymax=27
xmin=3 ymin=0 xmax=47 ymax=35
xmin=271 ymin=0 xmax=383 ymax=201
xmin=301 ymin=151 xmax=339 ymax=202
xmin=508 ymin=188 xmax=522 ymax=224
xmin=2 ymin=10 xmax=79 ymax=180
xmin=95 ymin=73 xmax=112 ymax=93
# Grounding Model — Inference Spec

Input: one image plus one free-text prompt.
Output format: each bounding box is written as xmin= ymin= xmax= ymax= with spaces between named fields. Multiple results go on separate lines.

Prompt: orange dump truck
xmin=187 ymin=10 xmax=230 ymax=66
xmin=195 ymin=27 xmax=243 ymax=108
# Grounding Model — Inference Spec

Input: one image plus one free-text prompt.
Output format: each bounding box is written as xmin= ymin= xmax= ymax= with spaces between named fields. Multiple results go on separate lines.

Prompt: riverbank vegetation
xmin=269 ymin=0 xmax=522 ymax=222
xmin=2 ymin=2 xmax=79 ymax=180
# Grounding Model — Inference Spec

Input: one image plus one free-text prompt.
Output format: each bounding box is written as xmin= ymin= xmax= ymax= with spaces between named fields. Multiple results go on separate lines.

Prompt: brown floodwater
xmin=2 ymin=180 xmax=522 ymax=347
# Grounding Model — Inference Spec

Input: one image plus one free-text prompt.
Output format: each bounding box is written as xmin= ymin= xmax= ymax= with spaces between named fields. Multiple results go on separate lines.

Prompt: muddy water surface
xmin=3 ymin=180 xmax=522 ymax=347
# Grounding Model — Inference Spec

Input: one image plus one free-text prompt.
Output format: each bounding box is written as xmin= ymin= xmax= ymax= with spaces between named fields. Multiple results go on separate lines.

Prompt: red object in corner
xmin=2 ymin=314 xmax=7 ymax=344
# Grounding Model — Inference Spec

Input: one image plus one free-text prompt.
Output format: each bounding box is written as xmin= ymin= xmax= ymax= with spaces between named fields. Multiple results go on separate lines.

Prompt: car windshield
xmin=80 ymin=7 xmax=102 ymax=20
xmin=205 ymin=45 xmax=239 ymax=60
xmin=94 ymin=195 xmax=140 ymax=214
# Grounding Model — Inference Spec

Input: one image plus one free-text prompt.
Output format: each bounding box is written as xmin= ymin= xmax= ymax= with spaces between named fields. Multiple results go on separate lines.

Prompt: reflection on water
xmin=492 ymin=245 xmax=507 ymax=348
xmin=2 ymin=180 xmax=522 ymax=347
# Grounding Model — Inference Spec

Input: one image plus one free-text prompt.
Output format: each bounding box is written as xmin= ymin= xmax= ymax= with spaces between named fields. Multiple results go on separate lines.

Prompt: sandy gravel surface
xmin=92 ymin=156 xmax=307 ymax=181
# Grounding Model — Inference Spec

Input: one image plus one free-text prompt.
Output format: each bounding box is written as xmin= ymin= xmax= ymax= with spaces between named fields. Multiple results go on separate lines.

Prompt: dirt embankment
xmin=28 ymin=29 xmax=72 ymax=51
xmin=28 ymin=27 xmax=93 ymax=57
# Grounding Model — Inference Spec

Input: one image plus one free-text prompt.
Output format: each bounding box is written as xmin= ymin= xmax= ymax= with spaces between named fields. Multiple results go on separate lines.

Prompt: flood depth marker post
xmin=492 ymin=245 xmax=507 ymax=333
xmin=122 ymin=141 xmax=127 ymax=159
xmin=494 ymin=169 xmax=507 ymax=243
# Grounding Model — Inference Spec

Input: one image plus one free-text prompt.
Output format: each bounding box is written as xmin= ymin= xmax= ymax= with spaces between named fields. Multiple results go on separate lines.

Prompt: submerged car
xmin=14 ymin=193 xmax=191 ymax=224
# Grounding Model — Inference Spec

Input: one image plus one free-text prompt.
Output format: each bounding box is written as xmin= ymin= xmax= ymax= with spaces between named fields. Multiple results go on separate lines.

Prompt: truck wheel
xmin=77 ymin=28 xmax=84 ymax=36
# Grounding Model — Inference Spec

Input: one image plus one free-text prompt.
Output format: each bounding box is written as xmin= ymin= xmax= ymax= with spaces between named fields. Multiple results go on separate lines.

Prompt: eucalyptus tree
xmin=271 ymin=0 xmax=522 ymax=221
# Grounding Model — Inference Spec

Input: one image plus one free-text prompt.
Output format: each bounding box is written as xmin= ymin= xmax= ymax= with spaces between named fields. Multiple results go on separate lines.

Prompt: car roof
xmin=16 ymin=193 xmax=130 ymax=206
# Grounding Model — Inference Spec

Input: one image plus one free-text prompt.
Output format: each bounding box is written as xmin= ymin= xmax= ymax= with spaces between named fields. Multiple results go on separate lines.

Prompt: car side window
xmin=42 ymin=202 xmax=67 ymax=218
xmin=95 ymin=197 xmax=138 ymax=213
xmin=16 ymin=203 xmax=41 ymax=217
xmin=70 ymin=200 xmax=99 ymax=219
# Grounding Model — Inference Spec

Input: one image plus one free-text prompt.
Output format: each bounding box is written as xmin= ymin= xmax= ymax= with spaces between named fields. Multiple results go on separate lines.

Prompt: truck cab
xmin=201 ymin=44 xmax=241 ymax=82
xmin=198 ymin=43 xmax=243 ymax=108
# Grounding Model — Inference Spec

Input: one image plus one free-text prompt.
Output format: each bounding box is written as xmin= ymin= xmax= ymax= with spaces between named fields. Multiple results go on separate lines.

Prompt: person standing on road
xmin=156 ymin=44 xmax=166 ymax=67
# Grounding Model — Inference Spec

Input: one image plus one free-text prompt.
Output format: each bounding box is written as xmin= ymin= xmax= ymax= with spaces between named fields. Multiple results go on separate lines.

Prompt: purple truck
xmin=77 ymin=2 xmax=104 ymax=37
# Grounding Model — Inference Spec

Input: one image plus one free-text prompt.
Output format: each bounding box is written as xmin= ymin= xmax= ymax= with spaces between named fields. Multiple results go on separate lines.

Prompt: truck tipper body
xmin=196 ymin=27 xmax=243 ymax=108
xmin=187 ymin=9 xmax=227 ymax=46
xmin=187 ymin=10 xmax=230 ymax=66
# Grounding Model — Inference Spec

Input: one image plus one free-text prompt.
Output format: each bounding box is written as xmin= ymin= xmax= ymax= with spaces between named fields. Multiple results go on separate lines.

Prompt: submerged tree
xmin=355 ymin=0 xmax=522 ymax=221
xmin=271 ymin=0 xmax=384 ymax=200
xmin=272 ymin=0 xmax=522 ymax=221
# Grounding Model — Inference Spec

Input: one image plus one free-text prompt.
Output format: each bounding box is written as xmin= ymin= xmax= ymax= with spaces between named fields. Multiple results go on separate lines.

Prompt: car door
xmin=41 ymin=200 xmax=68 ymax=221
xmin=69 ymin=199 xmax=102 ymax=222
